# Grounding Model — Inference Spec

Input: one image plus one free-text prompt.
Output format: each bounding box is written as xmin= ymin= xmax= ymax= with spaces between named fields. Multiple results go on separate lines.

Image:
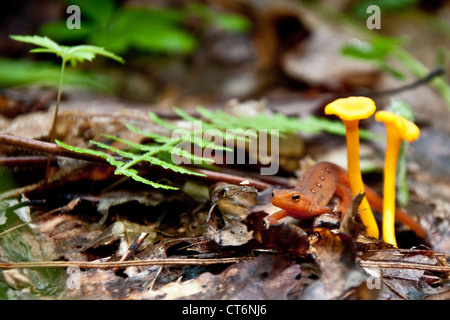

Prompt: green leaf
xmin=173 ymin=107 xmax=252 ymax=143
xmin=388 ymin=99 xmax=415 ymax=122
xmin=103 ymin=7 xmax=196 ymax=54
xmin=68 ymin=45 xmax=124 ymax=63
xmin=0 ymin=227 xmax=64 ymax=297
xmin=56 ymin=140 xmax=180 ymax=190
xmin=29 ymin=48 xmax=61 ymax=54
xmin=186 ymin=3 xmax=251 ymax=33
xmin=88 ymin=140 xmax=132 ymax=156
xmin=190 ymin=135 xmax=233 ymax=152
xmin=172 ymin=106 xmax=200 ymax=122
xmin=148 ymin=112 xmax=180 ymax=131
xmin=102 ymin=134 xmax=158 ymax=152
xmin=144 ymin=157 xmax=206 ymax=176
xmin=129 ymin=24 xmax=197 ymax=54
xmin=341 ymin=36 xmax=408 ymax=79
xmin=55 ymin=140 xmax=112 ymax=159
xmin=125 ymin=124 xmax=172 ymax=143
xmin=169 ymin=146 xmax=215 ymax=164
xmin=115 ymin=167 xmax=179 ymax=190
xmin=10 ymin=35 xmax=60 ymax=51
xmin=341 ymin=36 xmax=404 ymax=61
xmin=10 ymin=34 xmax=124 ymax=64
xmin=210 ymin=13 xmax=251 ymax=33
xmin=102 ymin=133 xmax=215 ymax=165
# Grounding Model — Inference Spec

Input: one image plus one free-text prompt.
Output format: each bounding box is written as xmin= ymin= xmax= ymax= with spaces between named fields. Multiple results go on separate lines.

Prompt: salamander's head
xmin=271 ymin=189 xmax=318 ymax=220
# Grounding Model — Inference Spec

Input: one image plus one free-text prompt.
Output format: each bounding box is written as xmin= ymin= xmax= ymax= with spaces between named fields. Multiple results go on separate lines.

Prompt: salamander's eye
xmin=291 ymin=194 xmax=300 ymax=201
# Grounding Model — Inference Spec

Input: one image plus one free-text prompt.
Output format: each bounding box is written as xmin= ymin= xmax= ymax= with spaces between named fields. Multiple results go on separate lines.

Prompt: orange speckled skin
xmin=270 ymin=162 xmax=426 ymax=239
xmin=271 ymin=162 xmax=346 ymax=220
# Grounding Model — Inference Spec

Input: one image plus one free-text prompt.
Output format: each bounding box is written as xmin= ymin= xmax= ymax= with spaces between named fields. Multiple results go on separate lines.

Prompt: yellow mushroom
xmin=375 ymin=110 xmax=420 ymax=246
xmin=325 ymin=96 xmax=379 ymax=238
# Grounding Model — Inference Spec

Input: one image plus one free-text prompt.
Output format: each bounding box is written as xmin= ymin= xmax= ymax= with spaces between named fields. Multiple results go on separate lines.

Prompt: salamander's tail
xmin=335 ymin=164 xmax=427 ymax=239
xmin=364 ymin=186 xmax=427 ymax=239
xmin=392 ymin=208 xmax=427 ymax=239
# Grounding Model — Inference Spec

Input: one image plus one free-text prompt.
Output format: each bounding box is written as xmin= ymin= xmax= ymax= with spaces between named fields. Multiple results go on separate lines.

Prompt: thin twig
xmin=192 ymin=168 xmax=270 ymax=190
xmin=0 ymin=257 xmax=251 ymax=270
xmin=360 ymin=260 xmax=450 ymax=272
xmin=113 ymin=232 xmax=149 ymax=273
xmin=0 ymin=134 xmax=104 ymax=163
xmin=150 ymin=265 xmax=164 ymax=291
xmin=354 ymin=66 xmax=446 ymax=97
xmin=0 ymin=156 xmax=57 ymax=167
xmin=364 ymin=248 xmax=450 ymax=257
xmin=0 ymin=133 xmax=272 ymax=191
xmin=0 ymin=221 xmax=31 ymax=237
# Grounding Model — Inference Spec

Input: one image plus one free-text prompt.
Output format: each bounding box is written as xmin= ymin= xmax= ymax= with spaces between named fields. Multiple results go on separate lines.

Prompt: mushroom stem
xmin=344 ymin=120 xmax=379 ymax=239
xmin=375 ymin=110 xmax=420 ymax=247
xmin=324 ymin=96 xmax=379 ymax=239
xmin=382 ymin=127 xmax=402 ymax=247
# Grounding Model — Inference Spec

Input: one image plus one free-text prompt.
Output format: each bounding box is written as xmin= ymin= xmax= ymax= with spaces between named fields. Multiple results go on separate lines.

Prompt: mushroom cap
xmin=325 ymin=96 xmax=376 ymax=121
xmin=375 ymin=110 xmax=420 ymax=142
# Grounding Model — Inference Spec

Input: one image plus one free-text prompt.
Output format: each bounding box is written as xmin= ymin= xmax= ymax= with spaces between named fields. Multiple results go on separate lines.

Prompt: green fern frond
xmin=173 ymin=107 xmax=252 ymax=143
xmin=55 ymin=140 xmax=112 ymax=159
xmin=124 ymin=123 xmax=173 ymax=144
xmin=114 ymin=166 xmax=178 ymax=190
xmin=57 ymin=104 xmax=380 ymax=189
xmin=168 ymin=146 xmax=215 ymax=164
xmin=172 ymin=107 xmax=199 ymax=123
xmin=147 ymin=112 xmax=180 ymax=131
xmin=102 ymin=134 xmax=159 ymax=152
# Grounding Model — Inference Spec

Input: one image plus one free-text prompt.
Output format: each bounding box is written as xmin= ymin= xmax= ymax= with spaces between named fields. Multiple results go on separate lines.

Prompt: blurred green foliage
xmin=351 ymin=0 xmax=420 ymax=19
xmin=341 ymin=36 xmax=450 ymax=109
xmin=341 ymin=36 xmax=407 ymax=79
xmin=39 ymin=0 xmax=251 ymax=55
xmin=0 ymin=57 xmax=113 ymax=91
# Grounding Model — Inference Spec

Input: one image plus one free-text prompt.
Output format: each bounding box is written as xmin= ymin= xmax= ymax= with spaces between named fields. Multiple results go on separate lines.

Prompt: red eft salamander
xmin=270 ymin=161 xmax=426 ymax=239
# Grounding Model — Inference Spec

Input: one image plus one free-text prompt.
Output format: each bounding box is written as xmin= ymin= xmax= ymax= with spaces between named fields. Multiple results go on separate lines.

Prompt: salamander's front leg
xmin=334 ymin=183 xmax=353 ymax=217
xmin=267 ymin=209 xmax=288 ymax=225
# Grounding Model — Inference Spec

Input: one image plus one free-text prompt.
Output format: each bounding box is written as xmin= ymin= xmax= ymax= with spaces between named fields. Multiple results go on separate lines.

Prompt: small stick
xmin=150 ymin=265 xmax=164 ymax=291
xmin=0 ymin=134 xmax=272 ymax=191
xmin=0 ymin=257 xmax=251 ymax=270
xmin=192 ymin=168 xmax=270 ymax=190
xmin=0 ymin=221 xmax=31 ymax=237
xmin=0 ymin=134 xmax=104 ymax=163
xmin=360 ymin=260 xmax=450 ymax=272
xmin=0 ymin=156 xmax=57 ymax=167
xmin=354 ymin=66 xmax=446 ymax=97
xmin=113 ymin=232 xmax=149 ymax=273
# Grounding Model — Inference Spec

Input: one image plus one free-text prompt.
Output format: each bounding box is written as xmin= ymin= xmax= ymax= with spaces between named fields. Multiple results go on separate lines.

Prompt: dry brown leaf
xmin=302 ymin=228 xmax=375 ymax=300
xmin=245 ymin=211 xmax=309 ymax=254
xmin=360 ymin=249 xmax=450 ymax=300
xmin=205 ymin=183 xmax=258 ymax=246
xmin=137 ymin=254 xmax=301 ymax=300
